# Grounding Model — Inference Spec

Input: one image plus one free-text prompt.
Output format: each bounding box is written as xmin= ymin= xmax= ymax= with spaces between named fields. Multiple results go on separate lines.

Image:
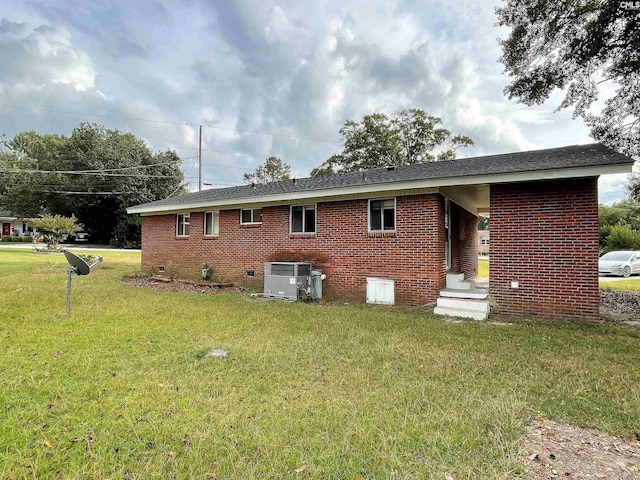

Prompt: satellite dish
xmin=63 ymin=249 xmax=103 ymax=315
xmin=64 ymin=250 xmax=91 ymax=275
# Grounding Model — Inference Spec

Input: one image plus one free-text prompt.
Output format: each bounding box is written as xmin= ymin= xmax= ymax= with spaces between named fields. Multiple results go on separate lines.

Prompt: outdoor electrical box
xmin=263 ymin=262 xmax=312 ymax=301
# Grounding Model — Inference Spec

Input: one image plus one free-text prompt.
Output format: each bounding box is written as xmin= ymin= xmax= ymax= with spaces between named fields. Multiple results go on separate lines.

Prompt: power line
xmin=0 ymin=104 xmax=188 ymax=126
xmin=0 ymin=169 xmax=181 ymax=179
xmin=42 ymin=190 xmax=130 ymax=195
xmin=0 ymin=103 xmax=342 ymax=145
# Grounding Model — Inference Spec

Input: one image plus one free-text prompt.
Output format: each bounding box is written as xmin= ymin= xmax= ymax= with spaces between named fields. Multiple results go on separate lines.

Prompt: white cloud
xmin=0 ymin=0 xmax=623 ymax=190
xmin=0 ymin=24 xmax=95 ymax=91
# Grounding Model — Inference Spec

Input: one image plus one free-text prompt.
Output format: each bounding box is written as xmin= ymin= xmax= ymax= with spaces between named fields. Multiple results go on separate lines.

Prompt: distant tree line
xmin=0 ymin=123 xmax=184 ymax=247
xmin=244 ymin=108 xmax=475 ymax=184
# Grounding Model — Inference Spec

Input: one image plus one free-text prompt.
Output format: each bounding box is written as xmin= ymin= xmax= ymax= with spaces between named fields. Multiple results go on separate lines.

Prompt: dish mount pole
xmin=66 ymin=266 xmax=77 ymax=316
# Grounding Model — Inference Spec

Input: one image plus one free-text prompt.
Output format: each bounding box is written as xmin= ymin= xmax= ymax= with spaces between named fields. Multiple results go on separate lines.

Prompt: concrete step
xmin=447 ymin=272 xmax=465 ymax=283
xmin=446 ymin=272 xmax=474 ymax=290
xmin=434 ymin=306 xmax=487 ymax=321
xmin=436 ymin=297 xmax=490 ymax=313
xmin=439 ymin=288 xmax=488 ymax=300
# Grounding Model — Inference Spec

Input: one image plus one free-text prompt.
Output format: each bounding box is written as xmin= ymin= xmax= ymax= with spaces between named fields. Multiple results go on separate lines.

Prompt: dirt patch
xmin=524 ymin=418 xmax=640 ymax=479
xmin=121 ymin=276 xmax=245 ymax=295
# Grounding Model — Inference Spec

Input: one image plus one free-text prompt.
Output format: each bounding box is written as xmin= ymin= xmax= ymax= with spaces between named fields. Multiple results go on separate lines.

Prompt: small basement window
xmin=369 ymin=199 xmax=395 ymax=232
xmin=176 ymin=213 xmax=190 ymax=237
xmin=241 ymin=208 xmax=262 ymax=224
xmin=204 ymin=211 xmax=219 ymax=236
xmin=290 ymin=205 xmax=316 ymax=233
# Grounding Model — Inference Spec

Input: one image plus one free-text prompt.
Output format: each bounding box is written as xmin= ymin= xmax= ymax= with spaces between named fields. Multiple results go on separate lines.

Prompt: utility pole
xmin=198 ymin=125 xmax=203 ymax=191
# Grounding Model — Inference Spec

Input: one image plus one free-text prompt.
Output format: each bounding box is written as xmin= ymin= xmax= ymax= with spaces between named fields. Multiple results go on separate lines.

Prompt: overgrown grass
xmin=599 ymin=277 xmax=640 ymax=292
xmin=1 ymin=248 xmax=639 ymax=479
xmin=478 ymin=258 xmax=489 ymax=277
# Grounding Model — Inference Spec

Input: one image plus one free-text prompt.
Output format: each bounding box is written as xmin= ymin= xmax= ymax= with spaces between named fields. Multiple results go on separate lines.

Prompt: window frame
xmin=368 ymin=198 xmax=396 ymax=232
xmin=204 ymin=211 xmax=219 ymax=237
xmin=290 ymin=204 xmax=317 ymax=234
xmin=176 ymin=213 xmax=190 ymax=237
xmin=240 ymin=208 xmax=262 ymax=225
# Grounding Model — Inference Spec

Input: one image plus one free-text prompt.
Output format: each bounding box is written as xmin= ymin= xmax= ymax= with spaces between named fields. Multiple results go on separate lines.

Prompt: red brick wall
xmin=141 ymin=194 xmax=448 ymax=304
xmin=489 ymin=178 xmax=600 ymax=322
xmin=450 ymin=203 xmax=478 ymax=278
xmin=460 ymin=207 xmax=478 ymax=278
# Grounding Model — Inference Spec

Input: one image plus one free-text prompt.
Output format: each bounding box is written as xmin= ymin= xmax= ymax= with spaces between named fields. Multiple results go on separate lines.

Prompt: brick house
xmin=0 ymin=211 xmax=33 ymax=239
xmin=128 ymin=144 xmax=634 ymax=322
xmin=478 ymin=230 xmax=489 ymax=256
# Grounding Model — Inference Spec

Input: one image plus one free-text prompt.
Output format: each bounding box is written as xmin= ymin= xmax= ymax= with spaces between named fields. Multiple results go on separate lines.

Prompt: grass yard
xmin=1 ymin=248 xmax=639 ymax=479
xmin=478 ymin=257 xmax=489 ymax=277
xmin=599 ymin=277 xmax=640 ymax=292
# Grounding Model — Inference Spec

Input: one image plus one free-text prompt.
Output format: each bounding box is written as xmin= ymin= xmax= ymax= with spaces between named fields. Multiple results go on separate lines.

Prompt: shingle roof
xmin=130 ymin=143 xmax=634 ymax=212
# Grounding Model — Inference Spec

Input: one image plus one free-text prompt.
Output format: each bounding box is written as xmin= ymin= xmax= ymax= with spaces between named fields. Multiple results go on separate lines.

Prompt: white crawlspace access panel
xmin=366 ymin=277 xmax=395 ymax=305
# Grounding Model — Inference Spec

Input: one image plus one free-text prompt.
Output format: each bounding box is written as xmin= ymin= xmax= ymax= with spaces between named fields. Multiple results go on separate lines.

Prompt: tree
xmin=28 ymin=214 xmax=82 ymax=248
xmin=629 ymin=172 xmax=640 ymax=203
xmin=310 ymin=109 xmax=474 ymax=175
xmin=0 ymin=123 xmax=184 ymax=246
xmin=599 ymin=199 xmax=640 ymax=231
xmin=243 ymin=156 xmax=291 ymax=184
xmin=598 ymin=199 xmax=640 ymax=251
xmin=496 ymin=0 xmax=640 ymax=156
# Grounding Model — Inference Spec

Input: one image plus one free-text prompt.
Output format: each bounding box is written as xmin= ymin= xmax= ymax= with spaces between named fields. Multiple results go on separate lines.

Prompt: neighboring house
xmin=478 ymin=230 xmax=489 ymax=256
xmin=128 ymin=144 xmax=634 ymax=322
xmin=0 ymin=211 xmax=33 ymax=238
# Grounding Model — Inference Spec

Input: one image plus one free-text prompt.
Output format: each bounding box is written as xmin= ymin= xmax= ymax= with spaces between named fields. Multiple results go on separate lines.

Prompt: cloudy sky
xmin=0 ymin=0 xmax=633 ymax=202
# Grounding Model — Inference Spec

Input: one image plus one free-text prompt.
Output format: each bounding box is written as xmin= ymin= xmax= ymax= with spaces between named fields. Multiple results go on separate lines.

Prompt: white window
xmin=176 ymin=214 xmax=190 ymax=237
xmin=204 ymin=211 xmax=219 ymax=236
xmin=240 ymin=208 xmax=262 ymax=224
xmin=481 ymin=238 xmax=490 ymax=245
xmin=290 ymin=205 xmax=316 ymax=233
xmin=369 ymin=199 xmax=395 ymax=232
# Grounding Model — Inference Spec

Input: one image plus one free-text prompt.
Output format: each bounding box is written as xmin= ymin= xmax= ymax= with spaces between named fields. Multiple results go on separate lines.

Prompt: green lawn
xmin=599 ymin=277 xmax=640 ymax=292
xmin=478 ymin=257 xmax=489 ymax=277
xmin=1 ymin=248 xmax=639 ymax=479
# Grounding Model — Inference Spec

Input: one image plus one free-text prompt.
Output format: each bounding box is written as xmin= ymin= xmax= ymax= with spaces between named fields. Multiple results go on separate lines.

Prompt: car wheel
xmin=622 ymin=266 xmax=631 ymax=278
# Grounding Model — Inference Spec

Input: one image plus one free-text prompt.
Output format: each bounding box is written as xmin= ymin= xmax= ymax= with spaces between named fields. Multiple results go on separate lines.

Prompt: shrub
xmin=606 ymin=225 xmax=640 ymax=252
xmin=599 ymin=225 xmax=612 ymax=252
xmin=1 ymin=237 xmax=11 ymax=242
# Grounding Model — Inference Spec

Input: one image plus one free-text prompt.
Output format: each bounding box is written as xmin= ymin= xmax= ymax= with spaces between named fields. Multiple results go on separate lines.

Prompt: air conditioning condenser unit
xmin=263 ymin=262 xmax=312 ymax=301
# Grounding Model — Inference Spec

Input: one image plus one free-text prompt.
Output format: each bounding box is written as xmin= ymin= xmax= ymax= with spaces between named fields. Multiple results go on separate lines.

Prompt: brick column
xmin=489 ymin=178 xmax=600 ymax=322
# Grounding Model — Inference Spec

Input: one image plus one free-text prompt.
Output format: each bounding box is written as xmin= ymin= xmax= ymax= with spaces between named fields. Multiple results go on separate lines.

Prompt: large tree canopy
xmin=496 ymin=0 xmax=640 ymax=156
xmin=0 ymin=123 xmax=184 ymax=246
xmin=243 ymin=156 xmax=291 ymax=184
xmin=310 ymin=109 xmax=474 ymax=176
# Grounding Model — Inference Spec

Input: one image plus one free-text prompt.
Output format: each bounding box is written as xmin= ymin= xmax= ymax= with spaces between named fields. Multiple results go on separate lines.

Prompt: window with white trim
xmin=204 ymin=211 xmax=219 ymax=236
xmin=240 ymin=208 xmax=262 ymax=224
xmin=176 ymin=213 xmax=190 ymax=237
xmin=369 ymin=199 xmax=395 ymax=231
xmin=290 ymin=205 xmax=316 ymax=233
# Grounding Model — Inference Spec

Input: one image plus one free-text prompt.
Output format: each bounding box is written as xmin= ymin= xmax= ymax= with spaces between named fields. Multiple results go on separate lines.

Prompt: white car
xmin=599 ymin=251 xmax=640 ymax=278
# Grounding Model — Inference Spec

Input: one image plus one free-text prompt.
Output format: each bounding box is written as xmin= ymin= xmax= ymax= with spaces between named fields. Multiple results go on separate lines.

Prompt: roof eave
xmin=127 ymin=163 xmax=632 ymax=215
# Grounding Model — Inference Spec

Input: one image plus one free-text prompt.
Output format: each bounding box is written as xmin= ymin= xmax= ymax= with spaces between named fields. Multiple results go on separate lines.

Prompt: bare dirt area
xmin=524 ymin=418 xmax=640 ymax=479
xmin=121 ymin=275 xmax=246 ymax=295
